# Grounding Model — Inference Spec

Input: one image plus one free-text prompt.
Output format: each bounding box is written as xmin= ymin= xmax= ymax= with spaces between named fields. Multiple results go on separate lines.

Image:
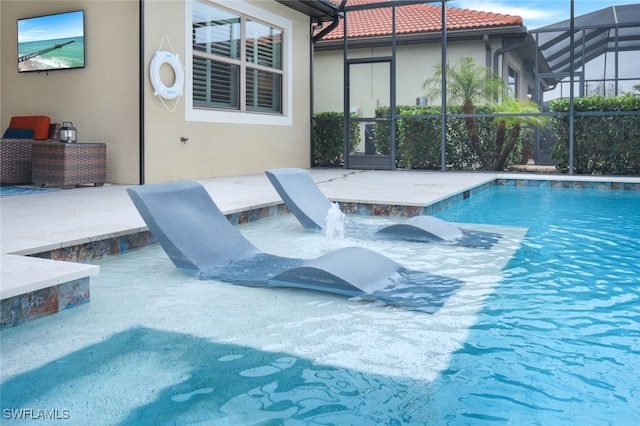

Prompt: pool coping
xmin=2 ymin=173 xmax=639 ymax=328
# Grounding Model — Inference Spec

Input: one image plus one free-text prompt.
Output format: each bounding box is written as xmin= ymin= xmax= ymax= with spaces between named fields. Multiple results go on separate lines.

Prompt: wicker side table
xmin=32 ymin=142 xmax=106 ymax=189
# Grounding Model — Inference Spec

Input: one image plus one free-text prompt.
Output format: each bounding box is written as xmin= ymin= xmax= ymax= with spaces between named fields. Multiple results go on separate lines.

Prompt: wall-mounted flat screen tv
xmin=17 ymin=10 xmax=85 ymax=73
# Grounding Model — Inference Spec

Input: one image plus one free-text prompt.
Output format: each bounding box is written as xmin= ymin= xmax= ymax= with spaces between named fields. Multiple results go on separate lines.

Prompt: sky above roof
xmin=452 ymin=0 xmax=640 ymax=29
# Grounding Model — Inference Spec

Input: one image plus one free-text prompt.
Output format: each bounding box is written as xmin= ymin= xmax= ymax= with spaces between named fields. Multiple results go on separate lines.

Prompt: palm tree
xmin=422 ymin=57 xmax=506 ymax=168
xmin=492 ymin=98 xmax=546 ymax=170
xmin=423 ymin=57 xmax=544 ymax=170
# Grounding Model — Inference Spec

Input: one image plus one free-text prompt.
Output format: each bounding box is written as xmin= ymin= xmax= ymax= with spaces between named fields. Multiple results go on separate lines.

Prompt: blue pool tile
xmin=59 ymin=278 xmax=91 ymax=310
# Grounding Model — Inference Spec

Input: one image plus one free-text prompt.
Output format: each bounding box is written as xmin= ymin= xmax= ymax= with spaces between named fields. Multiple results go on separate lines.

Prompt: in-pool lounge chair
xmin=265 ymin=168 xmax=499 ymax=248
xmin=127 ymin=181 xmax=463 ymax=312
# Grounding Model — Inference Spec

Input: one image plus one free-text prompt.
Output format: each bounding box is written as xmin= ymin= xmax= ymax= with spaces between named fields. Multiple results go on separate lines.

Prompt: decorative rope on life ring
xmin=150 ymin=50 xmax=184 ymax=100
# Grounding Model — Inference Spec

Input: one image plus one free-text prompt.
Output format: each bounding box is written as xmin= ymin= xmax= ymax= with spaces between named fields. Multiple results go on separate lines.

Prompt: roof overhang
xmin=275 ymin=0 xmax=340 ymax=21
xmin=313 ymin=25 xmax=526 ymax=50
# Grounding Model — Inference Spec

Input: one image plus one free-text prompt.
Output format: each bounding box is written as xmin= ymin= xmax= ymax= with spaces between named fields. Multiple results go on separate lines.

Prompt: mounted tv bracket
xmin=150 ymin=34 xmax=184 ymax=112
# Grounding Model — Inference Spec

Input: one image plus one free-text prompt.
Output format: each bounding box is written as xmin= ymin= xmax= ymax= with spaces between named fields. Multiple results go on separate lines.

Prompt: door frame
xmin=344 ymin=56 xmax=396 ymax=170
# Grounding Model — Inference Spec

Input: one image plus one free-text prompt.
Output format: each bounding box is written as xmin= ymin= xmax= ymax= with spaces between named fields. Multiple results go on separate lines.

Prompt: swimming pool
xmin=1 ymin=184 xmax=638 ymax=424
xmin=432 ymin=185 xmax=640 ymax=424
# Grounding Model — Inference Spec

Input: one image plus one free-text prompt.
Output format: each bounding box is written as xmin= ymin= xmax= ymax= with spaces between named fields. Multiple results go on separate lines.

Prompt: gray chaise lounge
xmin=127 ymin=181 xmax=464 ymax=312
xmin=265 ymin=168 xmax=500 ymax=248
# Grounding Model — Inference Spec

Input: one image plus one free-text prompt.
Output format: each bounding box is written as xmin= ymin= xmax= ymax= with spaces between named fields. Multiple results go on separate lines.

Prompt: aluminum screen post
xmin=569 ymin=0 xmax=575 ymax=175
xmin=440 ymin=0 xmax=448 ymax=172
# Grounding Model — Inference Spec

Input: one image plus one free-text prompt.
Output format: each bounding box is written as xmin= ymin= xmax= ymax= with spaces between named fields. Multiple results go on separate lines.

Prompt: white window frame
xmin=507 ymin=63 xmax=519 ymax=99
xmin=185 ymin=0 xmax=293 ymax=126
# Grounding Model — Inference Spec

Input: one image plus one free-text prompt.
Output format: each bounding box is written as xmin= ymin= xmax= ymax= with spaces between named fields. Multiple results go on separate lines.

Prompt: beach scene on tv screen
xmin=18 ymin=10 xmax=84 ymax=72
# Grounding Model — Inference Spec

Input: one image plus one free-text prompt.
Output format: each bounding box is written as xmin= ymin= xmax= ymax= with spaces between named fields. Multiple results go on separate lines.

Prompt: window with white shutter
xmin=192 ymin=1 xmax=283 ymax=114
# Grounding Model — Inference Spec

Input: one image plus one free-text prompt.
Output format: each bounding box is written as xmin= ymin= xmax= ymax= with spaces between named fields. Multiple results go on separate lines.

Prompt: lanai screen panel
xmin=533 ymin=4 xmax=640 ymax=76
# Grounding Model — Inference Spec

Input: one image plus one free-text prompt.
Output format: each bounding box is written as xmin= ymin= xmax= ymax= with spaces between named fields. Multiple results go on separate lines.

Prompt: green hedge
xmin=372 ymin=105 xmax=524 ymax=170
xmin=550 ymin=95 xmax=640 ymax=175
xmin=397 ymin=108 xmax=442 ymax=169
xmin=312 ymin=112 xmax=360 ymax=167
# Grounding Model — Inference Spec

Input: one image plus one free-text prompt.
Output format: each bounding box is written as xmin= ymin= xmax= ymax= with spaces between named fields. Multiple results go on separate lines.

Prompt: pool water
xmin=1 ymin=185 xmax=639 ymax=424
xmin=432 ymin=186 xmax=640 ymax=424
xmin=0 ymin=212 xmax=524 ymax=424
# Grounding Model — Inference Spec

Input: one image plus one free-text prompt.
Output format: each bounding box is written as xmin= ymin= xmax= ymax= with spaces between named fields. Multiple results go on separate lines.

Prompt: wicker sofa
xmin=1 ymin=116 xmax=60 ymax=185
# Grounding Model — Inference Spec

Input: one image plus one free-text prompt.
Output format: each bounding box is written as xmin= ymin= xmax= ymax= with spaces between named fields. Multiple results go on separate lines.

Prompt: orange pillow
xmin=8 ymin=115 xmax=51 ymax=140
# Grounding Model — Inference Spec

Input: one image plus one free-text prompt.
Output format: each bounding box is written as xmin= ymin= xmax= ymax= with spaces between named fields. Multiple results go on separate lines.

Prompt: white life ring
xmin=150 ymin=50 xmax=184 ymax=100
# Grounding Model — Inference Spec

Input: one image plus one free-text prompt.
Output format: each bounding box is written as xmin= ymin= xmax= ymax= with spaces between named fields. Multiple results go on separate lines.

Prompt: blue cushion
xmin=3 ymin=127 xmax=35 ymax=139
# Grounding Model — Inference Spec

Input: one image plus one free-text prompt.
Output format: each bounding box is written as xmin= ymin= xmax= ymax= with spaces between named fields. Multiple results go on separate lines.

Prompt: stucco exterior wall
xmin=503 ymin=50 xmax=534 ymax=99
xmin=314 ymin=39 xmax=533 ymax=115
xmin=1 ymin=0 xmax=139 ymax=184
xmin=1 ymin=0 xmax=311 ymax=185
xmin=143 ymin=0 xmax=311 ymax=183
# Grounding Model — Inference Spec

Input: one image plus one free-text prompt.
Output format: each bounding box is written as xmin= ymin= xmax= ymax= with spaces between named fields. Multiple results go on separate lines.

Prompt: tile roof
xmin=318 ymin=0 xmax=523 ymax=40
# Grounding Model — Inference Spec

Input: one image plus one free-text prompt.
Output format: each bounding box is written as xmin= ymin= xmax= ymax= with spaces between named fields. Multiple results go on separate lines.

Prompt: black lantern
xmin=60 ymin=121 xmax=77 ymax=143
